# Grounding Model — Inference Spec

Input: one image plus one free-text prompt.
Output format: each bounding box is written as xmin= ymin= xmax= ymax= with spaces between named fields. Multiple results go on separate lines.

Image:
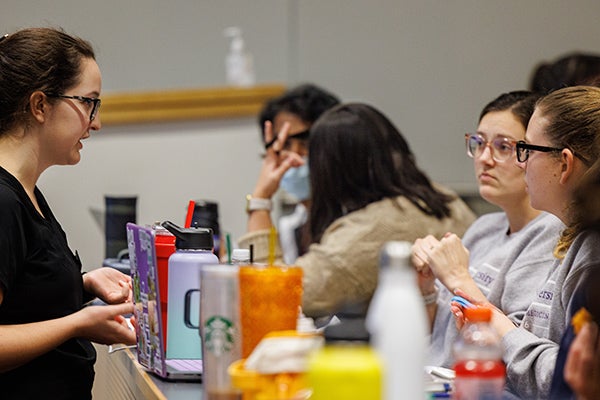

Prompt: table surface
xmin=93 ymin=344 xmax=203 ymax=400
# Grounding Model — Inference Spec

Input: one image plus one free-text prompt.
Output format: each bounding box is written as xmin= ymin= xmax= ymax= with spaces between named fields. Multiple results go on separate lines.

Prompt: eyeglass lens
xmin=467 ymin=135 xmax=515 ymax=162
xmin=89 ymin=99 xmax=100 ymax=121
xmin=516 ymin=145 xmax=528 ymax=162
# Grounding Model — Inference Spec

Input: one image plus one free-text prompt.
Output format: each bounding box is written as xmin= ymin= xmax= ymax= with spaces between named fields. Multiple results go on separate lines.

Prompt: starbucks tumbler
xmin=200 ymin=264 xmax=242 ymax=400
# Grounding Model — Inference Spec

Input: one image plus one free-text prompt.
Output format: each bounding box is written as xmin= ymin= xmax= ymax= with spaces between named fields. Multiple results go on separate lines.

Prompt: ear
xmin=28 ymin=91 xmax=49 ymax=123
xmin=558 ymin=148 xmax=576 ymax=185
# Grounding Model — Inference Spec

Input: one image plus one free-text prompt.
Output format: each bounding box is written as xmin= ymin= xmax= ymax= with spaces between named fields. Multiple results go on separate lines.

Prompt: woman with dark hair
xmin=413 ymin=91 xmax=564 ymax=371
xmin=0 ymin=28 xmax=135 ymax=399
xmin=241 ymin=102 xmax=475 ymax=317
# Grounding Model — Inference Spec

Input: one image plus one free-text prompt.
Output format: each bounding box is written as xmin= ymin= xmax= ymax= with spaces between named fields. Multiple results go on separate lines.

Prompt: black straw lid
xmin=161 ymin=220 xmax=214 ymax=250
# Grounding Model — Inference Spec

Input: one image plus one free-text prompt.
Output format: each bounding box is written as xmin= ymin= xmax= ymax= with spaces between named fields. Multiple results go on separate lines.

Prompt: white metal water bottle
xmin=366 ymin=241 xmax=428 ymax=400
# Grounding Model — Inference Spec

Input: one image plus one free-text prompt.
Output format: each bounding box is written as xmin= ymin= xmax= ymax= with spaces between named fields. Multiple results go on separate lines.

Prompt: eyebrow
xmin=475 ymin=131 xmax=518 ymax=141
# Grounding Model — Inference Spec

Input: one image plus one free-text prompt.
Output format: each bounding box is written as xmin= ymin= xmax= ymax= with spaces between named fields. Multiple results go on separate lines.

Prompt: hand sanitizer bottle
xmin=223 ymin=26 xmax=255 ymax=87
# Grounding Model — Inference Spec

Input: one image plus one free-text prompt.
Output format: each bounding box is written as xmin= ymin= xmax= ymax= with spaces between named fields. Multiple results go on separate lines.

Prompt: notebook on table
xmin=126 ymin=222 xmax=203 ymax=381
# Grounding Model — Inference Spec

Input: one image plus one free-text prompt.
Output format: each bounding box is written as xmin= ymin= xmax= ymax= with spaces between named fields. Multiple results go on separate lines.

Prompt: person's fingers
xmin=412 ymin=253 xmax=426 ymax=270
xmin=276 ymin=121 xmax=291 ymax=150
xmin=264 ymin=120 xmax=275 ymax=144
xmin=108 ymin=302 xmax=134 ymax=317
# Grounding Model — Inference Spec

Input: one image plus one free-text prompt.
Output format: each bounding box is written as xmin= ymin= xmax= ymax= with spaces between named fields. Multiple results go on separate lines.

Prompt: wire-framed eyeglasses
xmin=465 ymin=133 xmax=516 ymax=162
xmin=45 ymin=93 xmax=101 ymax=122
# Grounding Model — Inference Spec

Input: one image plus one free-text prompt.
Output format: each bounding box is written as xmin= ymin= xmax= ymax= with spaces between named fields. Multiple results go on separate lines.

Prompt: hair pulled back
xmin=0 ymin=27 xmax=95 ymax=135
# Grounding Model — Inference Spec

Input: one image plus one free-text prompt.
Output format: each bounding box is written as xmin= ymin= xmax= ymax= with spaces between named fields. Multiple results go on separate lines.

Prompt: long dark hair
xmin=308 ymin=102 xmax=454 ymax=243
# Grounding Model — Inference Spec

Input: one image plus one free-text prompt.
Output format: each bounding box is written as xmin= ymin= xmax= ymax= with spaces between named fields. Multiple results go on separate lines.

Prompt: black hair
xmin=308 ymin=103 xmax=455 ymax=243
xmin=258 ymin=83 xmax=340 ymax=142
xmin=529 ymin=52 xmax=600 ymax=95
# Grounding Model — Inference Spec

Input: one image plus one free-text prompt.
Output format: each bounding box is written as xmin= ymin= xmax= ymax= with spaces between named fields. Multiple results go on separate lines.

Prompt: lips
xmin=478 ymin=172 xmax=495 ymax=183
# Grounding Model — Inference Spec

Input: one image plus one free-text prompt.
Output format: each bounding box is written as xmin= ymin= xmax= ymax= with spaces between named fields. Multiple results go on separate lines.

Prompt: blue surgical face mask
xmin=280 ymin=159 xmax=310 ymax=201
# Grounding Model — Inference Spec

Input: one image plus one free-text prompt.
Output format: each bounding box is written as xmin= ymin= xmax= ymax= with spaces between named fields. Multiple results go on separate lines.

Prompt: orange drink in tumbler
xmin=239 ymin=265 xmax=303 ymax=358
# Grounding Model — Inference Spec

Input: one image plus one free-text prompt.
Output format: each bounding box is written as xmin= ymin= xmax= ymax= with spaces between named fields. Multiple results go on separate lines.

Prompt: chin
xmin=478 ymin=187 xmax=498 ymax=205
xmin=68 ymin=153 xmax=82 ymax=165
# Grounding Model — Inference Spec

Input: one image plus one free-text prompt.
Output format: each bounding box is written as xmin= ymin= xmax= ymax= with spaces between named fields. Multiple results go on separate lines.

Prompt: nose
xmin=90 ymin=114 xmax=102 ymax=131
xmin=477 ymin=143 xmax=495 ymax=164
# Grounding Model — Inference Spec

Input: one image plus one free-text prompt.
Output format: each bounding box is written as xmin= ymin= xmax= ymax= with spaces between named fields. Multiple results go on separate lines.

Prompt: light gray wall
xmin=4 ymin=1 xmax=600 ymax=268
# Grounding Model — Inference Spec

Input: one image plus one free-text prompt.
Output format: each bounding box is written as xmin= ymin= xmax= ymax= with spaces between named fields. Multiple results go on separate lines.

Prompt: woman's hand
xmin=75 ymin=303 xmax=136 ymax=346
xmin=564 ymin=321 xmax=600 ymax=400
xmin=413 ymin=233 xmax=471 ymax=292
xmin=83 ymin=267 xmax=131 ymax=304
xmin=450 ymin=288 xmax=515 ymax=336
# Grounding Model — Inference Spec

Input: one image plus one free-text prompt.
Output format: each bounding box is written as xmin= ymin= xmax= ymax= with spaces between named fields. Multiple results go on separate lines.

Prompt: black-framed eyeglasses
xmin=515 ymin=140 xmax=564 ymax=163
xmin=516 ymin=140 xmax=591 ymax=165
xmin=465 ymin=133 xmax=516 ymax=162
xmin=45 ymin=93 xmax=101 ymax=122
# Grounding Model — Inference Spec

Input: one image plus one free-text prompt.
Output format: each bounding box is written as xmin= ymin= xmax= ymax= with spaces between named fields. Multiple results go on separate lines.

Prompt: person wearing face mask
xmin=240 ymin=102 xmax=476 ymax=318
xmin=241 ymin=84 xmax=340 ymax=264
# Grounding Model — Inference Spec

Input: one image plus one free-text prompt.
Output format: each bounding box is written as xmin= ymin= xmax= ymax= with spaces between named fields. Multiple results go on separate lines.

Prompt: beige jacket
xmin=238 ymin=187 xmax=476 ymax=317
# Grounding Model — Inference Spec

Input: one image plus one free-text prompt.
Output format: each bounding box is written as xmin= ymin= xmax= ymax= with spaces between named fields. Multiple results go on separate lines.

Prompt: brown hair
xmin=535 ymin=86 xmax=600 ymax=257
xmin=0 ymin=27 xmax=95 ymax=135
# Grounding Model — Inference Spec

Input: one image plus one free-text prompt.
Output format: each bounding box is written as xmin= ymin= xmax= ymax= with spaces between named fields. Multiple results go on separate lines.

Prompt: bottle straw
xmin=249 ymin=244 xmax=254 ymax=264
xmin=226 ymin=232 xmax=232 ymax=264
xmin=268 ymin=225 xmax=276 ymax=265
xmin=184 ymin=200 xmax=195 ymax=228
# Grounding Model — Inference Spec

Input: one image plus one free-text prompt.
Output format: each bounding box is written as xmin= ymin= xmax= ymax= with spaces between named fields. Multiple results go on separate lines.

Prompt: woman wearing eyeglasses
xmin=421 ymin=86 xmax=600 ymax=399
xmin=412 ymin=91 xmax=564 ymax=376
xmin=487 ymin=85 xmax=600 ymax=399
xmin=0 ymin=28 xmax=135 ymax=399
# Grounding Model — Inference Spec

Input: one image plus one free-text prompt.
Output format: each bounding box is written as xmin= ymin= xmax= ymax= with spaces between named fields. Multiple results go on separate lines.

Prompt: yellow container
xmin=228 ymin=359 xmax=310 ymax=400
xmin=306 ymin=345 xmax=382 ymax=400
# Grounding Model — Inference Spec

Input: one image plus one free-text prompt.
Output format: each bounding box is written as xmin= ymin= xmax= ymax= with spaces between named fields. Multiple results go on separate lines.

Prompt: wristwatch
xmin=246 ymin=194 xmax=272 ymax=213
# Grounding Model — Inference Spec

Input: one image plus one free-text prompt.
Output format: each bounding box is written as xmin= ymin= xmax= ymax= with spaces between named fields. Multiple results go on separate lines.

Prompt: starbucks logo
xmin=204 ymin=316 xmax=236 ymax=355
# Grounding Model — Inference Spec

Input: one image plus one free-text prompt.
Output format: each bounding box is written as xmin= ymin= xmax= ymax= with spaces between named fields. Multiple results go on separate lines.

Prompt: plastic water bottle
xmin=452 ymin=306 xmax=506 ymax=400
xmin=366 ymin=241 xmax=428 ymax=400
xmin=230 ymin=248 xmax=250 ymax=265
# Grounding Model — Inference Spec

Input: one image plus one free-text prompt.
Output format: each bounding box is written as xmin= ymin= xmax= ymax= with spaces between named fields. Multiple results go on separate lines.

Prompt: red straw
xmin=184 ymin=200 xmax=195 ymax=228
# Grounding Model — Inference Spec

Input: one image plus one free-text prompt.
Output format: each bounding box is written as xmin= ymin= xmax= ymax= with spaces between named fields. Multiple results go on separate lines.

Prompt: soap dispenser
xmin=223 ymin=26 xmax=255 ymax=87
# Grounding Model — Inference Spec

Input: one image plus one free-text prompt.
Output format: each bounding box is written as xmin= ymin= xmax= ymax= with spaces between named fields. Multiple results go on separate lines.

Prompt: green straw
xmin=226 ymin=232 xmax=232 ymax=264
